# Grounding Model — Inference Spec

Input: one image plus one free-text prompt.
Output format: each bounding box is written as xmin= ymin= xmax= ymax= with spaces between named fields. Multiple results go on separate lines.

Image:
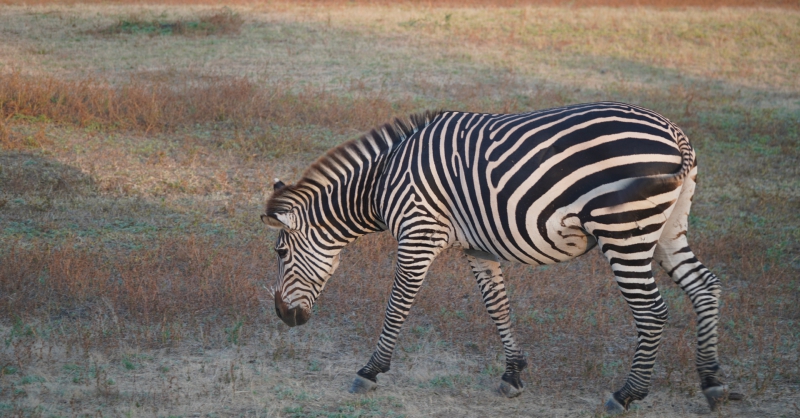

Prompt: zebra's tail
xmin=597 ymin=125 xmax=697 ymax=210
xmin=642 ymin=124 xmax=697 ymax=190
xmin=672 ymin=126 xmax=696 ymax=182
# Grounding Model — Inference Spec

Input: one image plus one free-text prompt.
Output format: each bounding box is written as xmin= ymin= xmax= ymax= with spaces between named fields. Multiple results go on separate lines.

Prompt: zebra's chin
xmin=274 ymin=290 xmax=310 ymax=327
xmin=276 ymin=304 xmax=310 ymax=327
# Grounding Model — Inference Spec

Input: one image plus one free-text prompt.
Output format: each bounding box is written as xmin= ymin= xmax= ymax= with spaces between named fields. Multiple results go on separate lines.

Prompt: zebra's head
xmin=261 ymin=179 xmax=345 ymax=327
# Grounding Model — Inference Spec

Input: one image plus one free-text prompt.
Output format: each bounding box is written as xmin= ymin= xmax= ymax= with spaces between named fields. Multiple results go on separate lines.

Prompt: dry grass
xmin=310 ymin=5 xmax=800 ymax=92
xmin=0 ymin=2 xmax=798 ymax=417
xmin=2 ymin=4 xmax=797 ymax=97
xmin=0 ymin=72 xmax=414 ymax=136
xmin=1 ymin=229 xmax=796 ymax=416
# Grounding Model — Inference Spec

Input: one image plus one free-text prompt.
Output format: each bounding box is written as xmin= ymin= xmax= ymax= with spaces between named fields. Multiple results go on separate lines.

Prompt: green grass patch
xmin=419 ymin=374 xmax=474 ymax=389
xmin=17 ymin=375 xmax=46 ymax=385
xmin=98 ymin=9 xmax=242 ymax=37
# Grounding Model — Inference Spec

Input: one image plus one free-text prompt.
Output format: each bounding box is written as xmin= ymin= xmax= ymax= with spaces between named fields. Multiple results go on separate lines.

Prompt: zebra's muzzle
xmin=274 ymin=290 xmax=310 ymax=327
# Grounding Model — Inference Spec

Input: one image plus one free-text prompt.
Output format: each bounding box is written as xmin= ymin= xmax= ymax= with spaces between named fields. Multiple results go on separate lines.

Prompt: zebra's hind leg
xmin=653 ymin=168 xmax=728 ymax=411
xmin=656 ymin=244 xmax=731 ymax=411
xmin=465 ymin=251 xmax=527 ymax=398
xmin=597 ymin=236 xmax=668 ymax=414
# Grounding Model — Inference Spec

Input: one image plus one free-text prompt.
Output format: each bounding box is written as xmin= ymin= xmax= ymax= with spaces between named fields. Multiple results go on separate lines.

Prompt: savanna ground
xmin=0 ymin=1 xmax=798 ymax=417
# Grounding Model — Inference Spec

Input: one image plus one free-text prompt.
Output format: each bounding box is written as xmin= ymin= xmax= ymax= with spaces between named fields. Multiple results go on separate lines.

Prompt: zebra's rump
xmin=378 ymin=102 xmax=691 ymax=266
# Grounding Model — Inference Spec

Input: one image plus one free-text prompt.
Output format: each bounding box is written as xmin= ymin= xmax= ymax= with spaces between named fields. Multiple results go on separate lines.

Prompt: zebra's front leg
xmin=349 ymin=240 xmax=444 ymax=394
xmin=465 ymin=252 xmax=527 ymax=398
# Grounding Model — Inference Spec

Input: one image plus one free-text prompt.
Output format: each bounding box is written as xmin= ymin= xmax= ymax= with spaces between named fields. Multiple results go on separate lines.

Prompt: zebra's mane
xmin=266 ymin=110 xmax=443 ymax=215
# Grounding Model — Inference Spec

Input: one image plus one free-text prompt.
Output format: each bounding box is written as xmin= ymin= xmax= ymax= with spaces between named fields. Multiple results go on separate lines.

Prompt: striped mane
xmin=266 ymin=110 xmax=443 ymax=215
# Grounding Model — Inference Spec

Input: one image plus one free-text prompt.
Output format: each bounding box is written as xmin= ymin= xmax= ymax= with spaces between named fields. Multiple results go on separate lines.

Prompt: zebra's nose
xmin=274 ymin=290 xmax=309 ymax=327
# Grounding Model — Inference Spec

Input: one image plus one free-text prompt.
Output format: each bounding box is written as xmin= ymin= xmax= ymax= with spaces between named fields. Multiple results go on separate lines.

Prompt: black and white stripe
xmin=262 ymin=102 xmax=724 ymax=412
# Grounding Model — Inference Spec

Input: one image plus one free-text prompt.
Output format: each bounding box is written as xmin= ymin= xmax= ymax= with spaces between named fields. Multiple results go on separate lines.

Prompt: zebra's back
xmin=378 ymin=102 xmax=691 ymax=266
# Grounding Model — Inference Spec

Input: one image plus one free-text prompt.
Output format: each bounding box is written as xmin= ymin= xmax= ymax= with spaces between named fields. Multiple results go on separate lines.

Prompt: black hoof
xmin=604 ymin=394 xmax=626 ymax=415
xmin=498 ymin=379 xmax=524 ymax=398
xmin=499 ymin=370 xmax=525 ymax=399
xmin=348 ymin=375 xmax=377 ymax=394
xmin=703 ymin=385 xmax=744 ymax=411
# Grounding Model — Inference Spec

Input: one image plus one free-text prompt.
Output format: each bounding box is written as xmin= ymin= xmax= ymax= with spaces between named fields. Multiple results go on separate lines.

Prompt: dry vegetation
xmin=0 ymin=1 xmax=798 ymax=417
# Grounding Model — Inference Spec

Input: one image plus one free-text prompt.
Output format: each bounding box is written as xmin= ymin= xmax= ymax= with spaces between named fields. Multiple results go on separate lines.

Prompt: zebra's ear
xmin=261 ymin=214 xmax=283 ymax=229
xmin=273 ymin=178 xmax=286 ymax=191
xmin=261 ymin=212 xmax=297 ymax=230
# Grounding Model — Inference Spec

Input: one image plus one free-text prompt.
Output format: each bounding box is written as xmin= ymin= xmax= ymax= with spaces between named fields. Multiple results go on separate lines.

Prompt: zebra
xmin=261 ymin=102 xmax=730 ymax=413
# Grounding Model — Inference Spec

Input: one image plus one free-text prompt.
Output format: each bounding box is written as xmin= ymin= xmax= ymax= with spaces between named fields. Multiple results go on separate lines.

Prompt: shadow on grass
xmin=0 ymin=152 xmax=273 ymax=350
xmin=0 ymin=152 xmax=185 ymax=243
xmin=0 ymin=152 xmax=95 ymax=199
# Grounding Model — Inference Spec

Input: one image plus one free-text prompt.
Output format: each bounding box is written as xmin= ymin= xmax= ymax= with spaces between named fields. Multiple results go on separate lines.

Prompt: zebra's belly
xmin=452 ymin=209 xmax=597 ymax=266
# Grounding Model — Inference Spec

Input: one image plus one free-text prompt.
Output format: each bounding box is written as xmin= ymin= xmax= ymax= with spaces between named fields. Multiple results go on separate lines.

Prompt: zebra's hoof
xmin=703 ymin=385 xmax=743 ymax=411
xmin=498 ymin=379 xmax=524 ymax=398
xmin=703 ymin=385 xmax=725 ymax=411
xmin=604 ymin=394 xmax=626 ymax=415
xmin=348 ymin=375 xmax=377 ymax=394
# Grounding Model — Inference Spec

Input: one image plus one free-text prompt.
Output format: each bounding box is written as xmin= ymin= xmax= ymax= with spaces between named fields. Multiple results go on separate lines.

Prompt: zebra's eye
xmin=276 ymin=248 xmax=288 ymax=258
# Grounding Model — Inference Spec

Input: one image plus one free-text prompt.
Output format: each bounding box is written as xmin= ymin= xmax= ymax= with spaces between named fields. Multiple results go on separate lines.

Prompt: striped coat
xmin=263 ymin=102 xmax=726 ymax=413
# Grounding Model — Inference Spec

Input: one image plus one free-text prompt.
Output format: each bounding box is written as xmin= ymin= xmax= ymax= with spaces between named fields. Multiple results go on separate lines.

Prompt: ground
xmin=0 ymin=2 xmax=798 ymax=417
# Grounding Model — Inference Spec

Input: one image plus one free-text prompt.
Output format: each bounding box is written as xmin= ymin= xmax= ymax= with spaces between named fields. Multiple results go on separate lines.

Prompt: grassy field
xmin=0 ymin=2 xmax=798 ymax=417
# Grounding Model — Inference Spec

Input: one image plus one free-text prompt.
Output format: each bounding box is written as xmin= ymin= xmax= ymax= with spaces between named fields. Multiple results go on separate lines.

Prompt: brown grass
xmin=0 ymin=236 xmax=267 ymax=349
xmin=0 ymin=72 xmax=413 ymax=136
xmin=0 ymin=72 xmax=580 ymax=140
xmin=1 ymin=228 xmax=796 ymax=402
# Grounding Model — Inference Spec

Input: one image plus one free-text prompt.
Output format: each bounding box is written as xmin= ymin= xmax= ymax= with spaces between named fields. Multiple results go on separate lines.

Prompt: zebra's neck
xmin=266 ymin=111 xmax=443 ymax=243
